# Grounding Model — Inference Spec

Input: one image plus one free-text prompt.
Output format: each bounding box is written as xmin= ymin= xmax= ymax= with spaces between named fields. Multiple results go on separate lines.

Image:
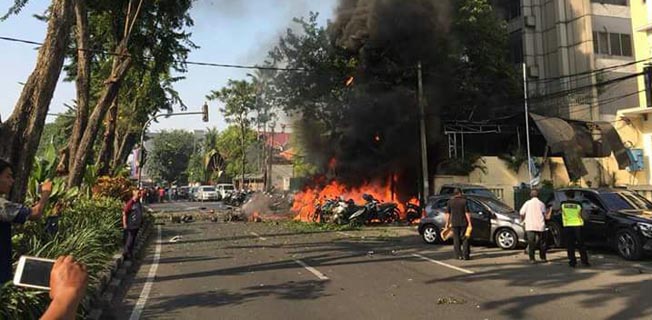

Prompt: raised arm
xmin=29 ymin=180 xmax=52 ymax=221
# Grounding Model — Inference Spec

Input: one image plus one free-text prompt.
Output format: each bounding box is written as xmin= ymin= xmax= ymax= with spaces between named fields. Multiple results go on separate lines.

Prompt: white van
xmin=216 ymin=184 xmax=236 ymax=199
xmin=197 ymin=185 xmax=219 ymax=202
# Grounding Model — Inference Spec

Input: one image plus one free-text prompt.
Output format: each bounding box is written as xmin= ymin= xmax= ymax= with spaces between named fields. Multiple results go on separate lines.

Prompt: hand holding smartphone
xmin=13 ymin=256 xmax=55 ymax=290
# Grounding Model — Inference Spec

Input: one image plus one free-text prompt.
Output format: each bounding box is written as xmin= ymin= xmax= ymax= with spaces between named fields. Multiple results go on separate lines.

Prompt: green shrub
xmin=2 ymin=196 xmax=124 ymax=319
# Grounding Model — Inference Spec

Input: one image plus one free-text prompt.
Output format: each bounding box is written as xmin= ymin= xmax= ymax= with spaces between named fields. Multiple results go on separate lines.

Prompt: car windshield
xmin=599 ymin=192 xmax=635 ymax=211
xmin=483 ymin=198 xmax=513 ymax=214
xmin=618 ymin=191 xmax=652 ymax=210
xmin=223 ymin=186 xmax=235 ymax=190
xmin=465 ymin=188 xmax=496 ymax=199
xmin=202 ymin=187 xmax=216 ymax=192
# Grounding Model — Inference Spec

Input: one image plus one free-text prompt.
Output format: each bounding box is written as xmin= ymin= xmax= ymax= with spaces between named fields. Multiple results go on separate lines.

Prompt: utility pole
xmin=417 ymin=61 xmax=430 ymax=205
xmin=522 ymin=63 xmax=533 ymax=187
xmin=267 ymin=121 xmax=275 ymax=192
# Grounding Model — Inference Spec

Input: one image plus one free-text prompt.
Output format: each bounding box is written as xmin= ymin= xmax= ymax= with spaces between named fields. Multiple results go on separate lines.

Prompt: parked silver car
xmin=418 ymin=195 xmax=526 ymax=250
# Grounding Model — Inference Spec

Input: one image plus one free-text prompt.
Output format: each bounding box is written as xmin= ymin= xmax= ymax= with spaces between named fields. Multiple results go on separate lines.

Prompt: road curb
xmin=85 ymin=218 xmax=154 ymax=319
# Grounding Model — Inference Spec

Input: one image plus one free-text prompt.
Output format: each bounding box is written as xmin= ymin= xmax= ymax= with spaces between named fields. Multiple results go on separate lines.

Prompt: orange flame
xmin=292 ymin=175 xmax=418 ymax=222
xmin=250 ymin=211 xmax=262 ymax=222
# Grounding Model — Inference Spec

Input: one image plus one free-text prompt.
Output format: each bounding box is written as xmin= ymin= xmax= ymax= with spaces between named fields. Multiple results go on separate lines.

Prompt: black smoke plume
xmin=300 ymin=0 xmax=454 ymax=200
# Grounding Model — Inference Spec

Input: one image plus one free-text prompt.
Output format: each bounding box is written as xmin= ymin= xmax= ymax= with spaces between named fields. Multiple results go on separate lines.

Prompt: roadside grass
xmin=279 ymin=220 xmax=361 ymax=233
xmin=1 ymin=197 xmax=136 ymax=319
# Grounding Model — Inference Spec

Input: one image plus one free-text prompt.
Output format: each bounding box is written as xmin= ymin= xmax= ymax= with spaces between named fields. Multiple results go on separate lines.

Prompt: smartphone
xmin=13 ymin=256 xmax=55 ymax=290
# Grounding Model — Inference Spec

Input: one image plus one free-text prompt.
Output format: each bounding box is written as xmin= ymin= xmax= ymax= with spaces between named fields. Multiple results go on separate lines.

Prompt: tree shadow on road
xmin=142 ymin=279 xmax=330 ymax=316
xmin=427 ymin=261 xmax=652 ymax=319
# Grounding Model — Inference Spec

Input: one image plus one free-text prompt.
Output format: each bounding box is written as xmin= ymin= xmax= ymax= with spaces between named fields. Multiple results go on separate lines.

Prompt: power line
xmin=526 ymin=57 xmax=651 ymax=84
xmin=0 ymin=35 xmax=308 ymax=72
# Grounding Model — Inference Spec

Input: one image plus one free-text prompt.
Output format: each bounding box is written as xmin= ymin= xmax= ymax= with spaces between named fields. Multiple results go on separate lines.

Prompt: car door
xmin=579 ymin=191 xmax=608 ymax=243
xmin=467 ymin=199 xmax=491 ymax=241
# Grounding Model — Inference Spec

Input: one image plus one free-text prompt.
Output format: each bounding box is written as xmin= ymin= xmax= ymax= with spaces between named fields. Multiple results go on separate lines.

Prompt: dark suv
xmin=546 ymin=188 xmax=652 ymax=260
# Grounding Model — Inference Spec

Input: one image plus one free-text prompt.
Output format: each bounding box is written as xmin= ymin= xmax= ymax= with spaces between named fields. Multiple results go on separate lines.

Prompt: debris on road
xmin=169 ymin=235 xmax=183 ymax=243
xmin=437 ymin=297 xmax=466 ymax=305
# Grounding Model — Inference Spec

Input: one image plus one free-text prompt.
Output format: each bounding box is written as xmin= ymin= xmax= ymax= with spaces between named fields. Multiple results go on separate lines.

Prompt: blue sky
xmin=0 ymin=0 xmax=337 ymax=132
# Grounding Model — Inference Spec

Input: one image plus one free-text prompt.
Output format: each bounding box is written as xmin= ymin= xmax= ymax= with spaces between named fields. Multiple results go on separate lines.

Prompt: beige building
xmin=494 ymin=0 xmax=638 ymax=121
xmin=615 ymin=0 xmax=652 ymax=197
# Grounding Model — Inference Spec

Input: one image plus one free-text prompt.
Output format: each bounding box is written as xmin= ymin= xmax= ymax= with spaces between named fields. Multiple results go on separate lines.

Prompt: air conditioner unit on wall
xmin=525 ymin=15 xmax=536 ymax=28
xmin=626 ymin=149 xmax=644 ymax=172
xmin=528 ymin=65 xmax=540 ymax=78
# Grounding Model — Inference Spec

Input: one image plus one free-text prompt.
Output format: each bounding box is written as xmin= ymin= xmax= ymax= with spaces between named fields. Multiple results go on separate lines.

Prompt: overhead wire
xmin=3 ymin=34 xmax=648 ymax=125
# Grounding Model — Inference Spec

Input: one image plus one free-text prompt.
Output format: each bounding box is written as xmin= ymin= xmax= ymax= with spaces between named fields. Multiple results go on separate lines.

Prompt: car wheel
xmin=615 ymin=229 xmax=643 ymax=260
xmin=421 ymin=224 xmax=440 ymax=244
xmin=495 ymin=228 xmax=518 ymax=250
xmin=547 ymin=221 xmax=563 ymax=248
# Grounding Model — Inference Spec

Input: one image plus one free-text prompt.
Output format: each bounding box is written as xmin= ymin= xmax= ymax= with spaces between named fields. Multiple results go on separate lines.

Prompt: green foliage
xmin=36 ymin=107 xmax=74 ymax=159
xmin=146 ymin=130 xmax=195 ymax=184
xmin=289 ymin=119 xmax=321 ymax=177
xmin=3 ymin=196 xmax=125 ymax=319
xmin=281 ymin=220 xmax=360 ymax=233
xmin=498 ymin=150 xmax=528 ymax=174
xmin=437 ymin=154 xmax=487 ymax=176
xmin=216 ymin=126 xmax=258 ymax=179
xmin=1 ymin=0 xmax=30 ymax=20
xmin=267 ymin=12 xmax=356 ymax=134
xmin=27 ymin=142 xmax=79 ymax=213
xmin=450 ymin=0 xmax=521 ymax=119
xmin=207 ymin=79 xmax=257 ymax=128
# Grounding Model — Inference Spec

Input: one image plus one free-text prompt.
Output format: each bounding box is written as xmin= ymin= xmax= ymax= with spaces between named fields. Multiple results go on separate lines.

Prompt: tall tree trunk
xmin=96 ymin=97 xmax=119 ymax=175
xmin=67 ymin=0 xmax=91 ymax=173
xmin=68 ymin=51 xmax=132 ymax=186
xmin=0 ymin=0 xmax=74 ymax=202
xmin=68 ymin=0 xmax=144 ymax=187
xmin=112 ymin=132 xmax=137 ymax=176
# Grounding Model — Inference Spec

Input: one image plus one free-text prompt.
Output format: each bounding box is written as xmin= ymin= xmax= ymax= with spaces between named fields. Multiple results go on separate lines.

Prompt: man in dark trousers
xmin=559 ymin=190 xmax=590 ymax=268
xmin=122 ymin=189 xmax=144 ymax=260
xmin=445 ymin=189 xmax=473 ymax=260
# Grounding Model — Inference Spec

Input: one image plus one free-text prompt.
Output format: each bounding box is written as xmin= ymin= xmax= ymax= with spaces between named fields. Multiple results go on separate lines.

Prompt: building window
xmin=506 ymin=1 xmax=521 ymax=20
xmin=621 ymin=34 xmax=632 ymax=56
xmin=593 ymin=31 xmax=633 ymax=57
xmin=590 ymin=0 xmax=627 ymax=5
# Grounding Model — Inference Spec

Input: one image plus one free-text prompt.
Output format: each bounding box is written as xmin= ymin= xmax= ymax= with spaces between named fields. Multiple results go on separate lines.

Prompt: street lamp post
xmin=137 ymin=104 xmax=209 ymax=187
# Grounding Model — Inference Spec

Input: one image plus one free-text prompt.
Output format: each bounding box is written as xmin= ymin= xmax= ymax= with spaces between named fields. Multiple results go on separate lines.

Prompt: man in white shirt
xmin=519 ymin=189 xmax=551 ymax=263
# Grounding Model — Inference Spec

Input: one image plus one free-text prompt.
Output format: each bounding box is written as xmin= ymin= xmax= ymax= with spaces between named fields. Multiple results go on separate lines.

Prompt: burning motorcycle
xmin=404 ymin=202 xmax=422 ymax=224
xmin=349 ymin=194 xmax=400 ymax=225
xmin=331 ymin=198 xmax=361 ymax=225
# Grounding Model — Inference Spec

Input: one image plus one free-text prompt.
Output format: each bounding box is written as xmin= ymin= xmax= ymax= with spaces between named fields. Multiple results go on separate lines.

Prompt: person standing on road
xmin=560 ymin=191 xmax=590 ymax=268
xmin=445 ymin=189 xmax=473 ymax=260
xmin=0 ymin=159 xmax=52 ymax=284
xmin=122 ymin=189 xmax=143 ymax=260
xmin=158 ymin=187 xmax=165 ymax=203
xmin=519 ymin=189 xmax=551 ymax=263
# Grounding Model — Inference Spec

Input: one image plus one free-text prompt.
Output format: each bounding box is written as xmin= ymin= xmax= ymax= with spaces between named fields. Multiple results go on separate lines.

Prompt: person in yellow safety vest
xmin=559 ymin=190 xmax=590 ymax=268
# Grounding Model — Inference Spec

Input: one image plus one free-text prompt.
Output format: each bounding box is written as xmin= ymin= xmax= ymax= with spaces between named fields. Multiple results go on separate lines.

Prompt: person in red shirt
xmin=122 ymin=189 xmax=143 ymax=260
xmin=158 ymin=187 xmax=165 ymax=203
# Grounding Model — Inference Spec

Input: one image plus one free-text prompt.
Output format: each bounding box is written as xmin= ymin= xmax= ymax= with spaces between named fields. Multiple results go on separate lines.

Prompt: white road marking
xmin=294 ymin=259 xmax=329 ymax=280
xmin=336 ymin=231 xmax=355 ymax=237
xmin=129 ymin=226 xmax=162 ymax=320
xmin=250 ymin=232 xmax=267 ymax=241
xmin=412 ymin=253 xmax=475 ymax=274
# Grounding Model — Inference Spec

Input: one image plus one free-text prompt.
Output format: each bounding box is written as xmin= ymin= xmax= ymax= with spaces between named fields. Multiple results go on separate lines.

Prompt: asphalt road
xmin=110 ymin=213 xmax=652 ymax=320
xmin=144 ymin=200 xmax=229 ymax=213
